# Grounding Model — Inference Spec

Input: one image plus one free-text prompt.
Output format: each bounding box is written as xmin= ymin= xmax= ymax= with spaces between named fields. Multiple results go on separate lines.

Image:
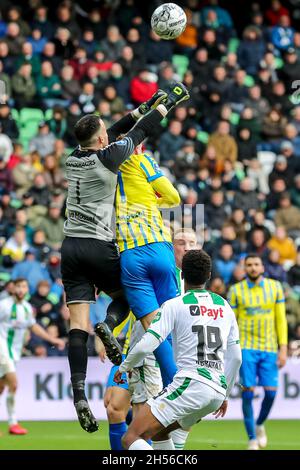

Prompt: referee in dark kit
xmin=62 ymin=83 xmax=189 ymax=433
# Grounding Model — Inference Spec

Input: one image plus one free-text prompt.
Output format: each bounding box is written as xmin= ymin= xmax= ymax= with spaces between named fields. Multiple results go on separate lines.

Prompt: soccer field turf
xmin=0 ymin=420 xmax=299 ymax=450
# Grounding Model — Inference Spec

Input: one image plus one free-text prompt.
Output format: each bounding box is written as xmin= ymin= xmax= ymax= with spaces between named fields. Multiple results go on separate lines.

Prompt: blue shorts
xmin=120 ymin=242 xmax=178 ymax=319
xmin=106 ymin=355 xmax=128 ymax=390
xmin=240 ymin=349 xmax=278 ymax=388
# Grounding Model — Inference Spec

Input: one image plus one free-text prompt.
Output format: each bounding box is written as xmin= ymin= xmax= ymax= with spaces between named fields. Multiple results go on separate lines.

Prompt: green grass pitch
xmin=0 ymin=420 xmax=299 ymax=450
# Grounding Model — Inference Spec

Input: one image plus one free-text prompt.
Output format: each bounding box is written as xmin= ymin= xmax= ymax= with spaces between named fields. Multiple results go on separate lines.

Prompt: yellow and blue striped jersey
xmin=113 ymin=312 xmax=135 ymax=356
xmin=228 ymin=277 xmax=287 ymax=352
xmin=115 ymin=153 xmax=177 ymax=252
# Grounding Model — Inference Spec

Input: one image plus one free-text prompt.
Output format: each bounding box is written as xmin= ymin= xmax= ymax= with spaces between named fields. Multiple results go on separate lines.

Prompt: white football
xmin=151 ymin=3 xmax=187 ymax=40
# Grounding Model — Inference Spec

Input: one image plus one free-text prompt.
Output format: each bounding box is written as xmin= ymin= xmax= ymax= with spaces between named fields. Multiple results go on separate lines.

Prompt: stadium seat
xmin=228 ymin=38 xmax=240 ymax=53
xmin=172 ymin=54 xmax=189 ymax=79
xmin=11 ymin=108 xmax=19 ymax=123
xmin=197 ymin=131 xmax=209 ymax=144
xmin=18 ymin=108 xmax=44 ymax=150
xmin=19 ymin=107 xmax=44 ymax=125
xmin=230 ymin=112 xmax=240 ymax=126
xmin=44 ymin=109 xmax=53 ymax=121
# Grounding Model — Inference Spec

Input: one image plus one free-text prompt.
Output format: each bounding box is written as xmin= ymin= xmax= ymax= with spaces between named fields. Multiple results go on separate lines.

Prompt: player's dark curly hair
xmin=182 ymin=250 xmax=212 ymax=286
xmin=74 ymin=114 xmax=101 ymax=146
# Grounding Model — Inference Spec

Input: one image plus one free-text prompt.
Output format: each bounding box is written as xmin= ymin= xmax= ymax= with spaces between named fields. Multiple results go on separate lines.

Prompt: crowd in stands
xmin=0 ymin=0 xmax=300 ymax=357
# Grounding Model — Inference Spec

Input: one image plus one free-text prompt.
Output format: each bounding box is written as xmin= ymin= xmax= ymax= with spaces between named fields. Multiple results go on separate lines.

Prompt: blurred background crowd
xmin=0 ymin=0 xmax=300 ymax=357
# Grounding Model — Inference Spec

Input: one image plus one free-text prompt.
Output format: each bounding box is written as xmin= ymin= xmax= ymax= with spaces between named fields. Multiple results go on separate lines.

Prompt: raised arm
xmin=101 ymin=83 xmax=189 ymax=173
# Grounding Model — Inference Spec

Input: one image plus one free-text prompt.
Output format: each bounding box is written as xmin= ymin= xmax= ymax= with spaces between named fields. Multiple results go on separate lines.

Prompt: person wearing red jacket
xmin=130 ymin=69 xmax=158 ymax=106
xmin=265 ymin=0 xmax=290 ymax=26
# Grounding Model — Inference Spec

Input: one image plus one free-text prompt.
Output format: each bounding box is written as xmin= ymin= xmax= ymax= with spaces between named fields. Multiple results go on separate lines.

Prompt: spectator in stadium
xmin=31 ymin=5 xmax=54 ymax=39
xmin=247 ymin=227 xmax=269 ymax=257
xmin=2 ymin=226 xmax=29 ymax=268
xmin=100 ymin=25 xmax=126 ymax=62
xmin=284 ymin=123 xmax=300 ymax=158
xmin=41 ymin=42 xmax=63 ymax=75
xmin=249 ymin=209 xmax=273 ymax=242
xmin=68 ymin=46 xmax=92 ymax=81
xmin=46 ymin=107 xmax=67 ymax=141
xmin=126 ymin=28 xmax=145 ymax=65
xmin=31 ymin=229 xmax=51 ymax=263
xmin=288 ymin=251 xmax=300 ymax=291
xmin=267 ymin=226 xmax=297 ymax=265
xmin=28 ymin=28 xmax=47 ymax=56
xmin=271 ymin=15 xmax=294 ymax=52
xmin=55 ymin=4 xmax=79 ymax=37
xmin=279 ymin=48 xmax=300 ymax=90
xmin=175 ymin=8 xmax=198 ymax=55
xmin=60 ymin=65 xmax=81 ymax=102
xmin=30 ymin=280 xmax=59 ymax=326
xmin=103 ymin=85 xmax=125 ymax=115
xmin=268 ymin=81 xmax=293 ymax=115
xmin=12 ymin=153 xmax=37 ymax=197
xmin=7 ymin=6 xmax=30 ymax=37
xmin=129 ymin=67 xmax=158 ymax=106
xmin=4 ymin=22 xmax=25 ymax=56
xmin=245 ymin=85 xmax=270 ymax=121
xmin=266 ymin=0 xmax=290 ymax=25
xmin=11 ymin=249 xmax=52 ymax=295
xmin=0 ymin=155 xmax=13 ymax=195
xmin=159 ymin=120 xmax=186 ymax=168
xmin=208 ymin=120 xmax=238 ymax=164
xmin=11 ymin=63 xmax=36 ymax=109
xmin=237 ymin=26 xmax=266 ymax=76
xmin=0 ymin=104 xmax=18 ymax=140
xmin=36 ymin=61 xmax=62 ymax=108
xmin=27 ymin=173 xmax=51 ymax=207
xmin=214 ymin=243 xmax=237 ymax=285
xmin=274 ymin=193 xmax=300 ymax=237
xmin=15 ymin=42 xmax=41 ymax=78
xmin=146 ymin=29 xmax=173 ymax=65
xmin=269 ymin=156 xmax=293 ymax=187
xmin=198 ymin=28 xmax=224 ymax=61
xmin=79 ymin=29 xmax=96 ymax=59
xmin=290 ymin=174 xmax=300 ymax=208
xmin=42 ymin=154 xmax=64 ymax=190
xmin=7 ymin=208 xmax=34 ymax=244
xmin=205 ymin=190 xmax=228 ymax=231
xmin=29 ymin=122 xmax=56 ymax=159
xmin=38 ymin=202 xmax=64 ymax=250
xmin=233 ymin=177 xmax=260 ymax=213
xmin=264 ymin=249 xmax=287 ymax=283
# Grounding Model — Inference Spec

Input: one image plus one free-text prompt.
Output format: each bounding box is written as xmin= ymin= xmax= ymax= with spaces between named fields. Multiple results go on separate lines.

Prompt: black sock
xmin=105 ymin=296 xmax=130 ymax=331
xmin=68 ymin=329 xmax=89 ymax=403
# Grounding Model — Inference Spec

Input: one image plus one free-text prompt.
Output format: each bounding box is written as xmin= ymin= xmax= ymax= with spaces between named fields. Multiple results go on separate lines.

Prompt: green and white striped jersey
xmin=147 ymin=289 xmax=240 ymax=397
xmin=176 ymin=266 xmax=184 ymax=295
xmin=0 ymin=296 xmax=35 ymax=362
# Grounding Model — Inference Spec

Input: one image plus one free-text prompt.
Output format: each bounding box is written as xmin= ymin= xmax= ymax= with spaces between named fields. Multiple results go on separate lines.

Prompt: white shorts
xmin=147 ymin=375 xmax=224 ymax=430
xmin=129 ymin=356 xmax=163 ymax=405
xmin=0 ymin=355 xmax=16 ymax=378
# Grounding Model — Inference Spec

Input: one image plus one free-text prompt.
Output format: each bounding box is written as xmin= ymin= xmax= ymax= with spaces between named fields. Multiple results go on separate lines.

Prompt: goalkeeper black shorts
xmin=61 ymin=237 xmax=122 ymax=304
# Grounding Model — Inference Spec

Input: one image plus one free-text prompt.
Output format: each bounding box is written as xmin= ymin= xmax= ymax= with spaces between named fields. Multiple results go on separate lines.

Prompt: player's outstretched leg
xmin=94 ymin=322 xmax=123 ymax=365
xmin=94 ymin=294 xmax=130 ymax=366
xmin=68 ymin=304 xmax=98 ymax=433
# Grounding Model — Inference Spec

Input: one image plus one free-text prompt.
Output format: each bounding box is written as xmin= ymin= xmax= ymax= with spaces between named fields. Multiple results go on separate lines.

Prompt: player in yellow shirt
xmin=228 ymin=254 xmax=288 ymax=450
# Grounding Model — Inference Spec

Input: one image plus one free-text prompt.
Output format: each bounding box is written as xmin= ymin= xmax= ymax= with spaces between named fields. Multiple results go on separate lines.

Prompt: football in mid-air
xmin=151 ymin=3 xmax=187 ymax=40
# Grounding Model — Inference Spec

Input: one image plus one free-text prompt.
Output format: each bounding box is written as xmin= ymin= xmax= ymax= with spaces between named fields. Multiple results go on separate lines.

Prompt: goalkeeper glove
xmin=162 ymin=82 xmax=190 ymax=112
xmin=132 ymin=89 xmax=168 ymax=120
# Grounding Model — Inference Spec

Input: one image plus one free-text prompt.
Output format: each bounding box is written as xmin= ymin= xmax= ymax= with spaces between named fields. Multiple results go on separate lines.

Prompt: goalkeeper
xmin=62 ymin=82 xmax=189 ymax=433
